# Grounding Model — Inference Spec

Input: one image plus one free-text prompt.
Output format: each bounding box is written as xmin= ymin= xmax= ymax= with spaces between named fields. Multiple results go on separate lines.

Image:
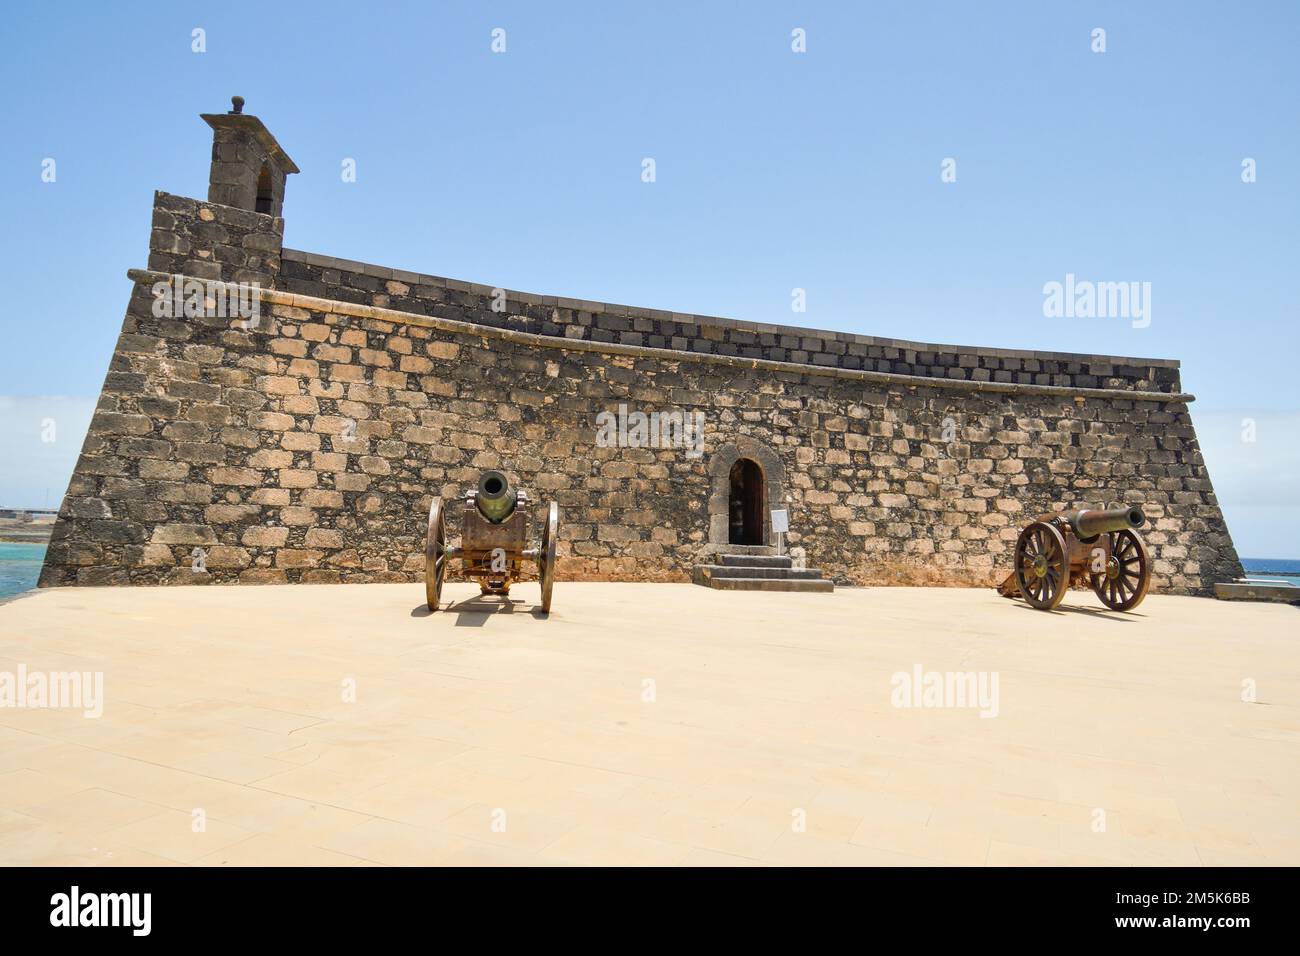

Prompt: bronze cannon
xmin=997 ymin=505 xmax=1151 ymax=611
xmin=424 ymin=471 xmax=558 ymax=613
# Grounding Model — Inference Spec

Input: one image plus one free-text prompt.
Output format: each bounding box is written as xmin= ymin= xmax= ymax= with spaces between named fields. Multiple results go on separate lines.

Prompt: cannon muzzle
xmin=474 ymin=471 xmax=516 ymax=523
xmin=1069 ymin=505 xmax=1146 ymax=540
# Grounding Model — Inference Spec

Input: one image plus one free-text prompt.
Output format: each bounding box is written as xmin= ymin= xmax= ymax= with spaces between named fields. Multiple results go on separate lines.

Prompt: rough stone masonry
xmin=39 ymin=100 xmax=1243 ymax=594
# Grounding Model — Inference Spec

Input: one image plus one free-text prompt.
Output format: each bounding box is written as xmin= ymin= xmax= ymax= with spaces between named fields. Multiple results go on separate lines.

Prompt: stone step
xmin=718 ymin=554 xmax=792 ymax=569
xmin=696 ymin=564 xmax=823 ymax=581
xmin=713 ymin=544 xmax=777 ymax=556
xmin=699 ymin=576 xmax=835 ymax=593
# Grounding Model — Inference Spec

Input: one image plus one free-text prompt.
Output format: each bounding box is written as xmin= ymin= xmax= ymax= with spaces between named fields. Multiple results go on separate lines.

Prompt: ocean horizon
xmin=1239 ymin=557 xmax=1300 ymax=587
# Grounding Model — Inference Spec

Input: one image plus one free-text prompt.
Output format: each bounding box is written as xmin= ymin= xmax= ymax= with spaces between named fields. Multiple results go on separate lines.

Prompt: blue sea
xmin=1240 ymin=558 xmax=1300 ymax=587
xmin=0 ymin=542 xmax=46 ymax=600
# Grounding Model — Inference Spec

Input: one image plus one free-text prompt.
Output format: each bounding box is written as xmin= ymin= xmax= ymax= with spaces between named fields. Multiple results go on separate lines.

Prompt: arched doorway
xmin=255 ymin=162 xmax=274 ymax=214
xmin=707 ymin=439 xmax=783 ymax=550
xmin=728 ymin=458 xmax=765 ymax=545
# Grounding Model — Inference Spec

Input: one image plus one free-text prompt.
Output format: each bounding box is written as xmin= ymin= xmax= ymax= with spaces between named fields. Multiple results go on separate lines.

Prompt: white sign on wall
xmin=770 ymin=509 xmax=789 ymax=533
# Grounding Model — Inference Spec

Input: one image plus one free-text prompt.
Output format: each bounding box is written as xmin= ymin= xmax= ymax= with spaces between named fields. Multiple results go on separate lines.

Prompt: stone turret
xmin=200 ymin=96 xmax=298 ymax=218
xmin=142 ymin=97 xmax=294 ymax=287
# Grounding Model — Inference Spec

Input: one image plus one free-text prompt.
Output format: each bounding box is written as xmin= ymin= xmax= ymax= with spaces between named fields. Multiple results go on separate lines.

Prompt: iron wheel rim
xmin=1090 ymin=529 xmax=1150 ymax=611
xmin=539 ymin=501 xmax=558 ymax=613
xmin=425 ymin=496 xmax=446 ymax=611
xmin=1014 ymin=521 xmax=1068 ymax=610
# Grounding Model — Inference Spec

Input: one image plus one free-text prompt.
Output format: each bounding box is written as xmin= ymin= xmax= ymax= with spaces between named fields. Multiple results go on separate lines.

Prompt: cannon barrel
xmin=1069 ymin=505 xmax=1146 ymax=539
xmin=474 ymin=470 xmax=516 ymax=523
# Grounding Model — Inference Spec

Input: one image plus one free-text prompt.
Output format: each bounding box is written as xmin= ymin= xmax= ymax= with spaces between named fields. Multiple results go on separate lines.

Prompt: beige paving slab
xmin=539 ymin=824 xmax=692 ymax=866
xmin=763 ymin=831 xmax=939 ymax=866
xmin=317 ymin=818 xmax=474 ymax=866
xmin=197 ymin=789 xmax=373 ymax=843
xmin=0 ymin=769 xmax=90 ymax=813
xmin=438 ymin=802 xmax=582 ymax=852
xmin=677 ymin=846 xmax=769 ymax=866
xmin=985 ymin=840 xmax=1115 ymax=867
xmin=0 ymin=582 xmax=1296 ymax=866
xmin=168 ymin=750 xmax=299 ymax=785
xmin=191 ymin=833 xmax=370 ymax=867
xmin=99 ymin=808 xmax=257 ymax=864
xmin=337 ymin=778 xmax=479 ymax=827
xmin=23 ymin=788 xmax=168 ymax=833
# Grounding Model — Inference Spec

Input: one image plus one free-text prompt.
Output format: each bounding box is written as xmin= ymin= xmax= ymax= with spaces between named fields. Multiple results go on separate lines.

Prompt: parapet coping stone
xmin=200 ymin=112 xmax=300 ymax=174
xmin=281 ymin=247 xmax=1182 ymax=370
xmin=127 ymin=269 xmax=1195 ymax=405
xmin=1214 ymin=582 xmax=1300 ymax=603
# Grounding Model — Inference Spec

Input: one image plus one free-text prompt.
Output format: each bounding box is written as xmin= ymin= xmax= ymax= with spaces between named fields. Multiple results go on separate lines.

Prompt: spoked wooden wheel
xmin=425 ymin=496 xmax=447 ymax=611
xmin=1015 ymin=520 xmax=1068 ymax=610
xmin=1090 ymin=529 xmax=1150 ymax=611
xmin=538 ymin=501 xmax=558 ymax=613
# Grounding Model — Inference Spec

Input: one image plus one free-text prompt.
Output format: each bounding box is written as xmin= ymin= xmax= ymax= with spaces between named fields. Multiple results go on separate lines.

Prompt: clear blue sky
xmin=1 ymin=1 xmax=1296 ymax=557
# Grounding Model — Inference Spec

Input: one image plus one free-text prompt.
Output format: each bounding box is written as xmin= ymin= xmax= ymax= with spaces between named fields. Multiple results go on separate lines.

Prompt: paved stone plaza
xmin=0 ymin=584 xmax=1294 ymax=866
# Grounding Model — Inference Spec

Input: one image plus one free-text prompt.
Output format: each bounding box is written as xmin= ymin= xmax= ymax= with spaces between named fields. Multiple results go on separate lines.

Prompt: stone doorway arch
xmin=708 ymin=438 xmax=784 ymax=547
xmin=728 ymin=458 xmax=764 ymax=544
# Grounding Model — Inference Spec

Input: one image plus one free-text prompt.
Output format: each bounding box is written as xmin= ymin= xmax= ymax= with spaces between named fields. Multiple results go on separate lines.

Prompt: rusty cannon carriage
xmin=997 ymin=505 xmax=1152 ymax=611
xmin=424 ymin=471 xmax=558 ymax=613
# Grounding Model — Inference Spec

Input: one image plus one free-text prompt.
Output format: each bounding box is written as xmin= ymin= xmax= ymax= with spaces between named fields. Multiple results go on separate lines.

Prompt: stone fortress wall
xmin=39 ymin=102 xmax=1243 ymax=595
xmin=276 ymin=249 xmax=1181 ymax=394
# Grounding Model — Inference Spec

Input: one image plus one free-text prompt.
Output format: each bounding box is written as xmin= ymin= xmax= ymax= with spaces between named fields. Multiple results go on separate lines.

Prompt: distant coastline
xmin=0 ymin=509 xmax=55 ymax=544
xmin=0 ymin=509 xmax=58 ymax=599
xmin=0 ymin=530 xmax=52 ymax=544
xmin=1239 ymin=558 xmax=1300 ymax=588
